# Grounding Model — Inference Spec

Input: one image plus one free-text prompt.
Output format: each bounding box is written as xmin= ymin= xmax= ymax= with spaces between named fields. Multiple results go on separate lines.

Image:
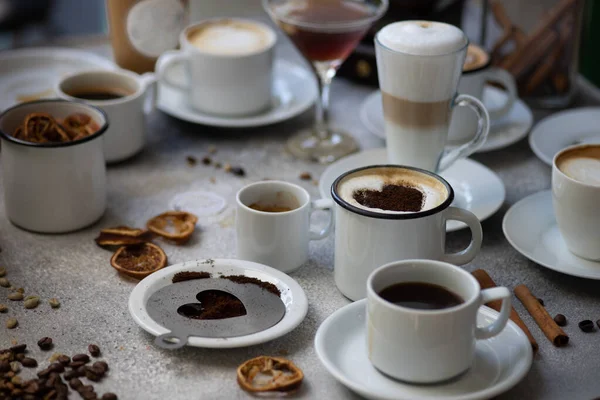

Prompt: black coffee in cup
xmin=66 ymin=87 xmax=134 ymax=101
xmin=378 ymin=282 xmax=463 ymax=310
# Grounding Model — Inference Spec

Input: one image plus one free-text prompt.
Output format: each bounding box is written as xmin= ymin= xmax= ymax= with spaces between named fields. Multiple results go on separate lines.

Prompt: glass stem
xmin=313 ymin=65 xmax=337 ymax=141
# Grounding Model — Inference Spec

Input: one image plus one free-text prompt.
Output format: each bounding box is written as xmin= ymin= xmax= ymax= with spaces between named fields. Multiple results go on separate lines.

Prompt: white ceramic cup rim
xmin=236 ymin=180 xmax=310 ymax=216
xmin=552 ymin=143 xmax=600 ymax=189
xmin=367 ymin=259 xmax=481 ymax=315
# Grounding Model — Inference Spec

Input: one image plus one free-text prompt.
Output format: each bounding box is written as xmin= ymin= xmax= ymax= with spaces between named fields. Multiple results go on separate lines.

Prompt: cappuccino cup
xmin=449 ymin=44 xmax=517 ymax=144
xmin=330 ymin=165 xmax=483 ymax=301
xmin=367 ymin=259 xmax=511 ymax=383
xmin=236 ymin=181 xmax=333 ymax=273
xmin=552 ymin=144 xmax=600 ymax=260
xmin=156 ymin=18 xmax=276 ymax=116
xmin=375 ymin=21 xmax=490 ymax=172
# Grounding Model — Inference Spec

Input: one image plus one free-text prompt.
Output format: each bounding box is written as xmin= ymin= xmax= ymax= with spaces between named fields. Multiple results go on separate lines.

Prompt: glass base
xmin=286 ymin=129 xmax=359 ymax=164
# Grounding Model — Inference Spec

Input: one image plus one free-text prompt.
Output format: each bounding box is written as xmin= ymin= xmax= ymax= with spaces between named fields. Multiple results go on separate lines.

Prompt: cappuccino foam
xmin=377 ymin=21 xmax=466 ymax=56
xmin=557 ymin=146 xmax=600 ymax=186
xmin=337 ymin=167 xmax=448 ymax=214
xmin=188 ymin=20 xmax=274 ymax=56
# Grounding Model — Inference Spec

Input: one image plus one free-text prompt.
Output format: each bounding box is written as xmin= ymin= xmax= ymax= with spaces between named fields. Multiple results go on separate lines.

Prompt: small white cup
xmin=0 ymin=100 xmax=108 ymax=233
xmin=552 ymin=144 xmax=600 ymax=260
xmin=156 ymin=18 xmax=276 ymax=116
xmin=331 ymin=165 xmax=483 ymax=301
xmin=367 ymin=259 xmax=511 ymax=383
xmin=56 ymin=69 xmax=156 ymax=163
xmin=236 ymin=181 xmax=333 ymax=273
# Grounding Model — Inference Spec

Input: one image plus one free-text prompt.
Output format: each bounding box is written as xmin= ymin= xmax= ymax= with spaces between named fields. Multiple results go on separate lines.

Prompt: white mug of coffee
xmin=56 ymin=69 xmax=156 ymax=163
xmin=156 ymin=18 xmax=276 ymax=116
xmin=367 ymin=259 xmax=511 ymax=383
xmin=552 ymin=144 xmax=600 ymax=260
xmin=331 ymin=165 xmax=483 ymax=301
xmin=236 ymin=181 xmax=333 ymax=273
xmin=375 ymin=21 xmax=490 ymax=172
xmin=449 ymin=44 xmax=517 ymax=144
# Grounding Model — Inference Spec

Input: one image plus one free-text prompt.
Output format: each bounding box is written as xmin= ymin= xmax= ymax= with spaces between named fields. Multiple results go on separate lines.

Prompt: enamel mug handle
xmin=475 ymin=287 xmax=512 ymax=339
xmin=156 ymin=50 xmax=188 ymax=91
xmin=483 ymin=68 xmax=517 ymax=120
xmin=309 ymin=198 xmax=334 ymax=240
xmin=438 ymin=94 xmax=490 ymax=171
xmin=140 ymin=72 xmax=157 ymax=115
xmin=441 ymin=206 xmax=483 ymax=265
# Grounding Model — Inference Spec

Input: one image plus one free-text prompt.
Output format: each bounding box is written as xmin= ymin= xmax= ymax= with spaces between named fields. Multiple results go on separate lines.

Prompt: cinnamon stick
xmin=472 ymin=270 xmax=538 ymax=352
xmin=515 ymin=285 xmax=569 ymax=347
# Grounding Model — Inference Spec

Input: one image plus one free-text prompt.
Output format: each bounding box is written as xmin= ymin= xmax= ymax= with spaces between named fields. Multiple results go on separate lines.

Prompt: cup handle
xmin=483 ymin=68 xmax=517 ymax=120
xmin=156 ymin=50 xmax=188 ymax=91
xmin=309 ymin=198 xmax=334 ymax=241
xmin=475 ymin=287 xmax=512 ymax=339
xmin=140 ymin=72 xmax=157 ymax=115
xmin=438 ymin=94 xmax=490 ymax=171
xmin=440 ymin=206 xmax=483 ymax=265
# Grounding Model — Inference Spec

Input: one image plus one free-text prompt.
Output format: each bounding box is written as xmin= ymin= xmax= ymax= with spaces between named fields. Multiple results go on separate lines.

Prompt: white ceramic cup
xmin=56 ymin=69 xmax=156 ymax=163
xmin=156 ymin=18 xmax=276 ymax=116
xmin=0 ymin=100 xmax=108 ymax=233
xmin=236 ymin=181 xmax=333 ymax=273
xmin=331 ymin=165 xmax=483 ymax=301
xmin=552 ymin=144 xmax=600 ymax=260
xmin=367 ymin=259 xmax=511 ymax=383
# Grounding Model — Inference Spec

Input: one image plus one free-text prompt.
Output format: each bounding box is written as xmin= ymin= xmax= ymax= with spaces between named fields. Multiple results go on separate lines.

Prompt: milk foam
xmin=378 ymin=21 xmax=466 ymax=56
xmin=337 ymin=168 xmax=448 ymax=214
xmin=559 ymin=158 xmax=600 ymax=186
xmin=188 ymin=21 xmax=273 ymax=56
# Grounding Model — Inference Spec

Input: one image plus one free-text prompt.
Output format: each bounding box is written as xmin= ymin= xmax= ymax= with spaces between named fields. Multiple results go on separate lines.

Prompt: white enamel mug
xmin=552 ymin=144 xmax=600 ymax=260
xmin=367 ymin=259 xmax=511 ymax=383
xmin=56 ymin=69 xmax=156 ymax=163
xmin=0 ymin=100 xmax=108 ymax=233
xmin=331 ymin=165 xmax=483 ymax=301
xmin=156 ymin=18 xmax=276 ymax=116
xmin=236 ymin=181 xmax=333 ymax=273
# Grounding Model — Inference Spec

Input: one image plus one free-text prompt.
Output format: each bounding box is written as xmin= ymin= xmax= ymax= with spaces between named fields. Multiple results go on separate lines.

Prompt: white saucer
xmin=128 ymin=258 xmax=308 ymax=348
xmin=318 ymin=148 xmax=505 ymax=232
xmin=529 ymin=107 xmax=600 ymax=166
xmin=360 ymin=86 xmax=533 ymax=153
xmin=157 ymin=59 xmax=317 ymax=128
xmin=315 ymin=300 xmax=532 ymax=400
xmin=503 ymin=190 xmax=600 ymax=279
xmin=0 ymin=47 xmax=117 ymax=111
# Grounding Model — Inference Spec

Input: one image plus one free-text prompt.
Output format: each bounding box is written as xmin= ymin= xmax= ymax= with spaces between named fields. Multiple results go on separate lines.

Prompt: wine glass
xmin=263 ymin=0 xmax=388 ymax=163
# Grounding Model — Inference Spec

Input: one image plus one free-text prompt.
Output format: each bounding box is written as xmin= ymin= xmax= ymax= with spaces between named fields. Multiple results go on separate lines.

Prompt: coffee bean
xmin=37 ymin=368 xmax=51 ymax=378
xmin=20 ymin=358 xmax=37 ymax=368
xmin=0 ymin=304 xmax=7 ymax=313
xmin=0 ymin=361 xmax=9 ymax=373
xmin=92 ymin=361 xmax=108 ymax=373
xmin=85 ymin=367 xmax=100 ymax=382
xmin=57 ymin=355 xmax=70 ymax=365
xmin=23 ymin=298 xmax=39 ymax=309
xmin=11 ymin=375 xmax=21 ymax=385
xmin=5 ymin=318 xmax=17 ymax=329
xmin=537 ymin=298 xmax=544 ymax=306
xmin=82 ymin=391 xmax=98 ymax=400
xmin=37 ymin=337 xmax=53 ymax=350
xmin=78 ymin=384 xmax=94 ymax=393
xmin=48 ymin=298 xmax=60 ymax=308
xmin=9 ymin=344 xmax=26 ymax=353
xmin=88 ymin=344 xmax=100 ymax=357
xmin=9 ymin=362 xmax=19 ymax=373
xmin=45 ymin=373 xmax=58 ymax=388
xmin=186 ymin=156 xmax=197 ymax=166
xmin=579 ymin=320 xmax=595 ymax=332
xmin=299 ymin=172 xmax=312 ymax=180
xmin=554 ymin=314 xmax=567 ymax=326
xmin=0 ymin=278 xmax=9 ymax=287
xmin=23 ymin=381 xmax=40 ymax=394
xmin=102 ymin=393 xmax=118 ymax=400
xmin=7 ymin=292 xmax=23 ymax=301
xmin=15 ymin=353 xmax=24 ymax=361
xmin=77 ymin=366 xmax=87 ymax=377
xmin=69 ymin=361 xmax=86 ymax=369
xmin=0 ymin=267 xmax=6 ymax=277
xmin=230 ymin=166 xmax=246 ymax=177
xmin=48 ymin=362 xmax=65 ymax=373
xmin=91 ymin=366 xmax=105 ymax=377
xmin=69 ymin=377 xmax=83 ymax=390
xmin=72 ymin=354 xmax=90 ymax=363
xmin=16 ymin=288 xmax=24 ymax=294
xmin=63 ymin=369 xmax=79 ymax=380
xmin=201 ymin=156 xmax=212 ymax=165
xmin=5 ymin=370 xmax=15 ymax=378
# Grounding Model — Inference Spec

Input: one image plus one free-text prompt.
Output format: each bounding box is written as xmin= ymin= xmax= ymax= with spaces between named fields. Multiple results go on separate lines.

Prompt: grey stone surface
xmin=2 ymin=27 xmax=600 ymax=400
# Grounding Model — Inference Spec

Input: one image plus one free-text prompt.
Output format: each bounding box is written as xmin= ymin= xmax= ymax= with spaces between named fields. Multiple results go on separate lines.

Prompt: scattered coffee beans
xmin=9 ymin=361 xmax=20 ymax=373
xmin=554 ymin=314 xmax=567 ymax=326
xmin=48 ymin=298 xmax=60 ymax=308
xmin=69 ymin=361 xmax=86 ymax=369
xmin=186 ymin=155 xmax=197 ymax=166
xmin=0 ymin=278 xmax=9 ymax=287
xmin=299 ymin=172 xmax=312 ymax=180
xmin=579 ymin=320 xmax=595 ymax=332
xmin=48 ymin=362 xmax=65 ymax=373
xmin=231 ymin=166 xmax=246 ymax=177
xmin=0 ymin=267 xmax=6 ymax=277
xmin=10 ymin=344 xmax=26 ymax=353
xmin=0 ymin=304 xmax=7 ymax=313
xmin=103 ymin=393 xmax=118 ymax=400
xmin=23 ymin=297 xmax=39 ymax=309
xmin=93 ymin=361 xmax=109 ymax=373
xmin=72 ymin=354 xmax=90 ymax=363
xmin=69 ymin=377 xmax=83 ymax=390
xmin=88 ymin=344 xmax=101 ymax=357
xmin=202 ymin=156 xmax=212 ymax=165
xmin=7 ymin=292 xmax=23 ymax=301
xmin=0 ymin=361 xmax=9 ymax=373
xmin=37 ymin=337 xmax=53 ymax=350
xmin=20 ymin=358 xmax=37 ymax=368
xmin=57 ymin=355 xmax=70 ymax=365
xmin=6 ymin=318 xmax=17 ymax=329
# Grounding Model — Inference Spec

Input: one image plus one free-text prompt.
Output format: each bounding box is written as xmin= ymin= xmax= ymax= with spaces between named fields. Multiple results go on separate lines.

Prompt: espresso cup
xmin=330 ymin=165 xmax=483 ymax=301
xmin=56 ymin=69 xmax=156 ymax=163
xmin=367 ymin=260 xmax=511 ymax=383
xmin=156 ymin=18 xmax=276 ymax=116
xmin=449 ymin=44 xmax=517 ymax=144
xmin=236 ymin=181 xmax=333 ymax=273
xmin=552 ymin=144 xmax=600 ymax=260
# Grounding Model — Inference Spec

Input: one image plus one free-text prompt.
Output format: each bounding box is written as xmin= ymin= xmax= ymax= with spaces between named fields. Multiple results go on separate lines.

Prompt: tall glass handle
xmin=438 ymin=94 xmax=490 ymax=171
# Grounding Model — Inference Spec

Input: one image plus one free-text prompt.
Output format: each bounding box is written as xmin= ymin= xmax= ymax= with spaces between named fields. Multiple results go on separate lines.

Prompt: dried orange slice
xmin=95 ymin=226 xmax=152 ymax=247
xmin=110 ymin=243 xmax=167 ymax=279
xmin=146 ymin=211 xmax=198 ymax=244
xmin=237 ymin=356 xmax=303 ymax=393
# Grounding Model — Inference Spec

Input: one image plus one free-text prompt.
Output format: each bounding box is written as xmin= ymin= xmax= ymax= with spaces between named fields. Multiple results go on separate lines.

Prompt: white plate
xmin=529 ymin=107 xmax=600 ymax=166
xmin=503 ymin=190 xmax=600 ymax=280
xmin=128 ymin=259 xmax=308 ymax=348
xmin=318 ymin=148 xmax=505 ymax=232
xmin=315 ymin=300 xmax=532 ymax=400
xmin=360 ymin=86 xmax=533 ymax=153
xmin=0 ymin=47 xmax=117 ymax=111
xmin=157 ymin=59 xmax=317 ymax=128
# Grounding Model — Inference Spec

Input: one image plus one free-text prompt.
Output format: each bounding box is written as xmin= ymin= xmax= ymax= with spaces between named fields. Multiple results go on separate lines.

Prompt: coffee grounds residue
xmin=177 ymin=290 xmax=247 ymax=320
xmin=172 ymin=271 xmax=211 ymax=283
xmin=353 ymin=184 xmax=424 ymax=212
xmin=221 ymin=275 xmax=281 ymax=297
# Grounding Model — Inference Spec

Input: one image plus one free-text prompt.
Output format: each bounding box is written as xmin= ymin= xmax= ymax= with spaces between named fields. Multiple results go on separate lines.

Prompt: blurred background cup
xmin=56 ymin=69 xmax=156 ymax=163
